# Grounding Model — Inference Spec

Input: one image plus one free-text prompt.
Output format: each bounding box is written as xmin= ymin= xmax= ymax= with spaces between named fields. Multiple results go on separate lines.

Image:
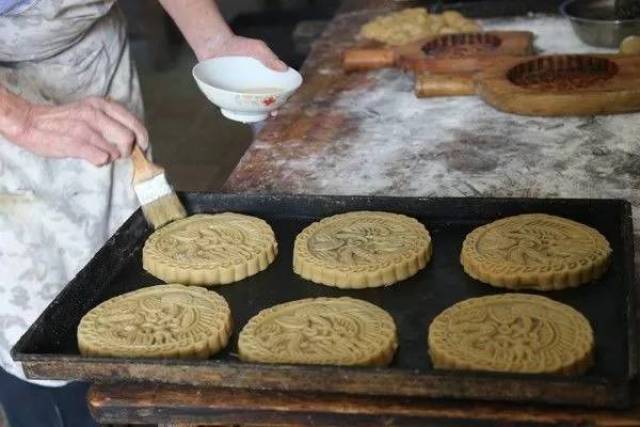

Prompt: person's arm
xmin=0 ymin=85 xmax=148 ymax=166
xmin=158 ymin=0 xmax=287 ymax=71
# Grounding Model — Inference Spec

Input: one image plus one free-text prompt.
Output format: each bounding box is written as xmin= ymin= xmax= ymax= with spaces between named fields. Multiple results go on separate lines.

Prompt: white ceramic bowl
xmin=192 ymin=56 xmax=303 ymax=123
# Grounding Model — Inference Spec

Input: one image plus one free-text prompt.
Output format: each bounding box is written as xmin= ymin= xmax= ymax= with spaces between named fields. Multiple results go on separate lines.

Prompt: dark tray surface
xmin=12 ymin=194 xmax=637 ymax=408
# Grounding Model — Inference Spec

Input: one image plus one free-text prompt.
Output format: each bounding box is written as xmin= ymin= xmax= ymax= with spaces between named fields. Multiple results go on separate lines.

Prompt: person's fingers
xmin=83 ymin=107 xmax=136 ymax=158
xmin=258 ymin=54 xmax=287 ymax=71
xmin=84 ymin=126 xmax=122 ymax=160
xmin=93 ymin=97 xmax=149 ymax=151
xmin=248 ymin=40 xmax=287 ymax=71
xmin=66 ymin=121 xmax=121 ymax=160
xmin=267 ymin=57 xmax=288 ymax=72
xmin=58 ymin=135 xmax=111 ymax=166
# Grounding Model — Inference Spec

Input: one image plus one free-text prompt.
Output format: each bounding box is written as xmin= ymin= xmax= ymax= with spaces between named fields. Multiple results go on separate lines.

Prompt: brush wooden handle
xmin=104 ymin=94 xmax=161 ymax=183
xmin=343 ymin=48 xmax=396 ymax=71
xmin=131 ymin=145 xmax=163 ymax=184
xmin=415 ymin=72 xmax=476 ymax=97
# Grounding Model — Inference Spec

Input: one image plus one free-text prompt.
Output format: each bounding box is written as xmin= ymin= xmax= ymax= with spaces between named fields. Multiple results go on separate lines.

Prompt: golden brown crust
xmin=293 ymin=211 xmax=432 ymax=288
xmin=77 ymin=284 xmax=232 ymax=359
xmin=428 ymin=294 xmax=594 ymax=375
xmin=238 ymin=297 xmax=398 ymax=366
xmin=460 ymin=213 xmax=611 ymax=290
xmin=143 ymin=213 xmax=277 ymax=285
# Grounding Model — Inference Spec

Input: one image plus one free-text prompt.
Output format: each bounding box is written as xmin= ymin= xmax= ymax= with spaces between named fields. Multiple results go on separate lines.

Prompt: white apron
xmin=0 ymin=0 xmax=143 ymax=384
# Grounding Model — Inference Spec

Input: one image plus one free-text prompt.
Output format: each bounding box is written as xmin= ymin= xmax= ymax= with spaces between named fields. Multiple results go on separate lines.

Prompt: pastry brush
xmin=131 ymin=145 xmax=187 ymax=229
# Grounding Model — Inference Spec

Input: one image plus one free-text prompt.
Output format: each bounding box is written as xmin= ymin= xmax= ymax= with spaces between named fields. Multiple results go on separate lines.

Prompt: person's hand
xmin=10 ymin=97 xmax=149 ymax=166
xmin=204 ymin=35 xmax=287 ymax=71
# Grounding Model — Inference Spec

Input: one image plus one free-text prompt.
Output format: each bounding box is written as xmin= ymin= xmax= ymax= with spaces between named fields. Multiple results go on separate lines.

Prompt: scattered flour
xmin=246 ymin=15 xmax=640 ymax=255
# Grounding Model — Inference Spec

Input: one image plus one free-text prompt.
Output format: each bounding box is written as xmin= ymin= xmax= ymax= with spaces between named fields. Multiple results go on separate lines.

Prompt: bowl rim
xmin=560 ymin=0 xmax=640 ymax=23
xmin=192 ymin=56 xmax=303 ymax=97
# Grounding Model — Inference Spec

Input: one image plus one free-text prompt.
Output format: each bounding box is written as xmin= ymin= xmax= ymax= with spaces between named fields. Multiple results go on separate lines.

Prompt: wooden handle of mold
xmin=415 ymin=72 xmax=476 ymax=97
xmin=343 ymin=48 xmax=396 ymax=71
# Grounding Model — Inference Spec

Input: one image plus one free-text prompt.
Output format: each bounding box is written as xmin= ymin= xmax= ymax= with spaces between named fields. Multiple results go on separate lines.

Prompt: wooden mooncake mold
xmin=143 ymin=213 xmax=277 ymax=285
xmin=460 ymin=213 xmax=611 ymax=290
xmin=476 ymin=54 xmax=640 ymax=116
xmin=78 ymin=284 xmax=232 ymax=358
xmin=238 ymin=297 xmax=398 ymax=366
xmin=428 ymin=294 xmax=594 ymax=375
xmin=293 ymin=211 xmax=432 ymax=288
xmin=344 ymin=31 xmax=533 ymax=72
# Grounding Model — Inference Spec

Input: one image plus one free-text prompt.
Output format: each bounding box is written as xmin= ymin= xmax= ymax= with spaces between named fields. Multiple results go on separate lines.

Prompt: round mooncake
xmin=78 ymin=284 xmax=232 ymax=358
xmin=238 ymin=297 xmax=398 ymax=366
xmin=293 ymin=211 xmax=431 ymax=288
xmin=143 ymin=213 xmax=277 ymax=285
xmin=428 ymin=294 xmax=594 ymax=375
xmin=460 ymin=213 xmax=611 ymax=290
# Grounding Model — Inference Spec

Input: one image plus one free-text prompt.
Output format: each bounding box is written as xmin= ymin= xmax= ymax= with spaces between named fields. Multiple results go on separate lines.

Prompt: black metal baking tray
xmin=12 ymin=193 xmax=637 ymax=408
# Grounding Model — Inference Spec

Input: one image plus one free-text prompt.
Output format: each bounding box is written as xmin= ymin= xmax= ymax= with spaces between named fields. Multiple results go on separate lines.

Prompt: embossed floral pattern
xmin=461 ymin=214 xmax=611 ymax=290
xmin=308 ymin=218 xmax=410 ymax=265
xmin=293 ymin=211 xmax=431 ymax=288
xmin=143 ymin=213 xmax=277 ymax=285
xmin=428 ymin=294 xmax=594 ymax=374
xmin=239 ymin=297 xmax=397 ymax=366
xmin=78 ymin=285 xmax=232 ymax=358
xmin=477 ymin=216 xmax=606 ymax=266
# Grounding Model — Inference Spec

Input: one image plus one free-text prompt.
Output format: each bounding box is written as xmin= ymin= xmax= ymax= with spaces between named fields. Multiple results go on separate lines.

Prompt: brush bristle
xmin=141 ymin=192 xmax=187 ymax=229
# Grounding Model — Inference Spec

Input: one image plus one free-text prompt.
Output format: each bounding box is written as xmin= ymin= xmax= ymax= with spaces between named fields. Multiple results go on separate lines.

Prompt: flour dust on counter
xmin=226 ymin=13 xmax=640 ymax=288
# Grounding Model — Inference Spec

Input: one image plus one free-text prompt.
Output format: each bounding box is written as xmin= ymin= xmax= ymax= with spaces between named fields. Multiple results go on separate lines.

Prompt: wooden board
xmin=343 ymin=31 xmax=533 ymax=72
xmin=414 ymin=54 xmax=640 ymax=116
xmin=87 ymin=383 xmax=640 ymax=427
xmin=476 ymin=54 xmax=640 ymax=116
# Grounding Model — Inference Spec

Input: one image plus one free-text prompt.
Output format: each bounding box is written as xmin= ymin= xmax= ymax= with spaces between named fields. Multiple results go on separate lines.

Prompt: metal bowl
xmin=560 ymin=0 xmax=640 ymax=47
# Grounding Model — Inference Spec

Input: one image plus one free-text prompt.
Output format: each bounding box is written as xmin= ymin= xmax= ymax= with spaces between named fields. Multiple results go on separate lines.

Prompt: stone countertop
xmin=223 ymin=10 xmax=639 ymax=242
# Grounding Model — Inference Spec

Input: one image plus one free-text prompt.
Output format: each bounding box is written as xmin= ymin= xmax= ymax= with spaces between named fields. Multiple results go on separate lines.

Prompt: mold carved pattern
xmin=422 ymin=33 xmax=502 ymax=57
xmin=507 ymin=55 xmax=618 ymax=91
